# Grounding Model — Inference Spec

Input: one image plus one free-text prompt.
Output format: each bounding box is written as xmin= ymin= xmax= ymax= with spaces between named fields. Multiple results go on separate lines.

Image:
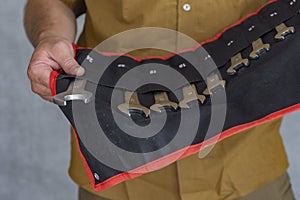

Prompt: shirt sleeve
xmin=60 ymin=0 xmax=86 ymax=17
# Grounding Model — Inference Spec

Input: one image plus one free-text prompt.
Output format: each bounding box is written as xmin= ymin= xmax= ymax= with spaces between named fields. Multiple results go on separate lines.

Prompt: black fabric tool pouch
xmin=50 ymin=0 xmax=300 ymax=192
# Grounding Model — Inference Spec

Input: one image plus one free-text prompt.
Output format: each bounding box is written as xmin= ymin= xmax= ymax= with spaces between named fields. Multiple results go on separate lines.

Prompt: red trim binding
xmin=71 ymin=127 xmax=97 ymax=191
xmin=72 ymin=43 xmax=78 ymax=57
xmin=59 ymin=0 xmax=289 ymax=192
xmin=50 ymin=70 xmax=62 ymax=96
xmin=74 ymin=102 xmax=300 ymax=192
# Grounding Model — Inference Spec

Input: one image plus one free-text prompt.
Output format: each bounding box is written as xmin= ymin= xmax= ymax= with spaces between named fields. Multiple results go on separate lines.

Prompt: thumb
xmin=51 ymin=43 xmax=85 ymax=76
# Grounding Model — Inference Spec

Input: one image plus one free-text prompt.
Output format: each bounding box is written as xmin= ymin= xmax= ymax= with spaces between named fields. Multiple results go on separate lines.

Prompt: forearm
xmin=24 ymin=0 xmax=77 ymax=47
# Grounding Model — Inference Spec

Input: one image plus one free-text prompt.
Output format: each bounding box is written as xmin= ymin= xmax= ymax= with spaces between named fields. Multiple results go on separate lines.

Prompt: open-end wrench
xmin=118 ymin=91 xmax=151 ymax=117
xmin=227 ymin=53 xmax=249 ymax=75
xmin=53 ymin=79 xmax=93 ymax=106
xmin=179 ymin=84 xmax=206 ymax=109
xmin=275 ymin=23 xmax=295 ymax=40
xmin=249 ymin=38 xmax=270 ymax=59
xmin=150 ymin=92 xmax=178 ymax=112
xmin=203 ymin=74 xmax=226 ymax=95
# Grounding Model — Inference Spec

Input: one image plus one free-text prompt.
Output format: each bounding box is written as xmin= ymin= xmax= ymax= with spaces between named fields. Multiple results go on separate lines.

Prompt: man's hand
xmin=27 ymin=37 xmax=84 ymax=102
xmin=24 ymin=0 xmax=81 ymax=102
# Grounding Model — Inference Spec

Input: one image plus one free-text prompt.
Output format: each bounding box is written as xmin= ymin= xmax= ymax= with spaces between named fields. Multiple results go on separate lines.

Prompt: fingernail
xmin=71 ymin=66 xmax=85 ymax=76
xmin=77 ymin=67 xmax=85 ymax=76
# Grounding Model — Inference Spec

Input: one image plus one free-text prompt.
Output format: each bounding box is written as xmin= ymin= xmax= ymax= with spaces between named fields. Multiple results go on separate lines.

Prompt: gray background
xmin=0 ymin=0 xmax=299 ymax=199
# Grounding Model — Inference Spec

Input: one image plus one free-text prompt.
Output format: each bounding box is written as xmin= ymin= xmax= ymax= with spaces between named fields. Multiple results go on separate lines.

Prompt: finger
xmin=34 ymin=85 xmax=54 ymax=102
xmin=31 ymin=81 xmax=52 ymax=97
xmin=27 ymin=62 xmax=52 ymax=88
xmin=30 ymin=82 xmax=54 ymax=102
xmin=43 ymin=96 xmax=54 ymax=102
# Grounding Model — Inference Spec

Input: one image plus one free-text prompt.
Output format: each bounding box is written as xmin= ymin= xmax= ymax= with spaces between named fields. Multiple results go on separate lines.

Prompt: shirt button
xmin=183 ymin=3 xmax=191 ymax=12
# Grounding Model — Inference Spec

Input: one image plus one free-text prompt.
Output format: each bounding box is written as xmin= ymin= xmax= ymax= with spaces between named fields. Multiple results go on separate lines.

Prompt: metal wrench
xmin=150 ymin=92 xmax=178 ymax=112
xmin=53 ymin=79 xmax=93 ymax=106
xmin=118 ymin=91 xmax=151 ymax=117
xmin=179 ymin=84 xmax=206 ymax=108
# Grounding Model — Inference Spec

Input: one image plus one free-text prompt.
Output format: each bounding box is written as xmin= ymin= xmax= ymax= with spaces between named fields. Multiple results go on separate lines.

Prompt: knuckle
xmin=27 ymin=67 xmax=32 ymax=78
xmin=27 ymin=67 xmax=36 ymax=80
xmin=27 ymin=65 xmax=38 ymax=79
xmin=29 ymin=51 xmax=46 ymax=66
xmin=31 ymin=85 xmax=39 ymax=94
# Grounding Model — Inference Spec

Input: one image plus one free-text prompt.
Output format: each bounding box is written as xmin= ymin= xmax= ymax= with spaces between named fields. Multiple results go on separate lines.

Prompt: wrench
xmin=118 ymin=91 xmax=151 ymax=117
xmin=179 ymin=84 xmax=206 ymax=108
xmin=150 ymin=92 xmax=178 ymax=112
xmin=53 ymin=79 xmax=93 ymax=106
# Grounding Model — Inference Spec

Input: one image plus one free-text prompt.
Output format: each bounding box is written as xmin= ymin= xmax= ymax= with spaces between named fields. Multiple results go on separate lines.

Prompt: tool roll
xmin=50 ymin=0 xmax=300 ymax=192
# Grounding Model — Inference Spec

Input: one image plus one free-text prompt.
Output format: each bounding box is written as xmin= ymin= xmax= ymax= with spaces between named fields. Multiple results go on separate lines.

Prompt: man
xmin=24 ymin=0 xmax=295 ymax=199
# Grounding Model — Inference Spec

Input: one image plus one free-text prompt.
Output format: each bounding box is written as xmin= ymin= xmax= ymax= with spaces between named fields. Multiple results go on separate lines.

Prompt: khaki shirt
xmin=61 ymin=0 xmax=289 ymax=199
